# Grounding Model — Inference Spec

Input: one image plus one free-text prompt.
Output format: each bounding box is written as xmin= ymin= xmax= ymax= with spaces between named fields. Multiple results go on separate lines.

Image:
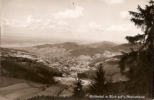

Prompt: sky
xmin=1 ymin=0 xmax=148 ymax=44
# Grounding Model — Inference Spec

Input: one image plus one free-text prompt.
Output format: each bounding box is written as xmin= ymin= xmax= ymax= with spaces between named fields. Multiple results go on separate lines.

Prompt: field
xmin=0 ymin=77 xmax=73 ymax=100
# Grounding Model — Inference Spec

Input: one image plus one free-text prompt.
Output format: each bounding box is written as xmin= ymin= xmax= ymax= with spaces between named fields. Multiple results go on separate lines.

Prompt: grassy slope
xmin=1 ymin=56 xmax=62 ymax=84
xmin=0 ymin=82 xmax=43 ymax=100
xmin=0 ymin=77 xmax=67 ymax=100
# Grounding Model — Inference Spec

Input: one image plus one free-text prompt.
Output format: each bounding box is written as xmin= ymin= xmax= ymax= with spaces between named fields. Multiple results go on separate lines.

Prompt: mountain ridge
xmin=34 ymin=41 xmax=117 ymax=49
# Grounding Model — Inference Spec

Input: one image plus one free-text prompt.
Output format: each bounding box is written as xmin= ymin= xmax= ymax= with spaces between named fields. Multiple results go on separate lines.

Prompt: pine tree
xmin=90 ymin=63 xmax=107 ymax=95
xmin=72 ymin=78 xmax=85 ymax=98
xmin=119 ymin=0 xmax=154 ymax=96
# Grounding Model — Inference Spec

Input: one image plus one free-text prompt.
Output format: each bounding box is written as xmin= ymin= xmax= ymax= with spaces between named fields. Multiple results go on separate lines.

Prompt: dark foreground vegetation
xmin=119 ymin=0 xmax=153 ymax=97
xmin=1 ymin=56 xmax=62 ymax=85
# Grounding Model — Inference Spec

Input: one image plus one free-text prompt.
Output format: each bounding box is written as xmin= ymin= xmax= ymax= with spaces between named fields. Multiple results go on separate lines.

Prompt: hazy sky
xmin=1 ymin=0 xmax=148 ymax=43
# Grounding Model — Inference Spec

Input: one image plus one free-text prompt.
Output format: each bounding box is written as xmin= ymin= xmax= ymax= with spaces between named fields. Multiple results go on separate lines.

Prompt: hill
xmin=32 ymin=41 xmax=119 ymax=57
xmin=16 ymin=41 xmax=142 ymax=58
xmin=1 ymin=55 xmax=62 ymax=85
xmin=86 ymin=41 xmax=117 ymax=48
xmin=35 ymin=42 xmax=86 ymax=51
xmin=111 ymin=43 xmax=141 ymax=52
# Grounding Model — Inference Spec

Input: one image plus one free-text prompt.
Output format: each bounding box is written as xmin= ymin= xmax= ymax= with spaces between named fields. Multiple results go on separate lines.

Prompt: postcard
xmin=0 ymin=0 xmax=153 ymax=100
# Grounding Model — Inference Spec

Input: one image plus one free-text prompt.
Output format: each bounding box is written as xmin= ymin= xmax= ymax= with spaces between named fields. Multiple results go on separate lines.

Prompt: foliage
xmin=89 ymin=63 xmax=107 ymax=95
xmin=119 ymin=0 xmax=154 ymax=96
xmin=72 ymin=79 xmax=85 ymax=98
xmin=1 ymin=56 xmax=62 ymax=85
xmin=77 ymin=70 xmax=96 ymax=80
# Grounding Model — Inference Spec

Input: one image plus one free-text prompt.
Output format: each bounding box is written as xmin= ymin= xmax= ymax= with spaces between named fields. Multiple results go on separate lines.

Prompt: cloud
xmin=52 ymin=6 xmax=83 ymax=19
xmin=75 ymin=22 xmax=136 ymax=35
xmin=75 ymin=21 xmax=103 ymax=33
xmin=105 ymin=23 xmax=136 ymax=32
xmin=2 ymin=15 xmax=69 ymax=30
xmin=88 ymin=22 xmax=102 ymax=31
xmin=2 ymin=6 xmax=84 ymax=29
xmin=57 ymin=20 xmax=68 ymax=26
xmin=101 ymin=0 xmax=124 ymax=4
xmin=120 ymin=11 xmax=131 ymax=20
xmin=75 ymin=25 xmax=88 ymax=33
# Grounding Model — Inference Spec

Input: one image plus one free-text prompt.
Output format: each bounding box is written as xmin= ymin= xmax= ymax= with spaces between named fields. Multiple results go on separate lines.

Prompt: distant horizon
xmin=1 ymin=35 xmax=129 ymax=48
xmin=1 ymin=34 xmax=126 ymax=45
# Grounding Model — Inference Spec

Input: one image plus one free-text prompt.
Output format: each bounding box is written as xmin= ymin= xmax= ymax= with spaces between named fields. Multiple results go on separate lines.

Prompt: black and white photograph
xmin=0 ymin=0 xmax=153 ymax=100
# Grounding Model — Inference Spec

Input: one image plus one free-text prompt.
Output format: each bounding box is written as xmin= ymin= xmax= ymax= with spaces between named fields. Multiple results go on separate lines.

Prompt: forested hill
xmin=1 ymin=56 xmax=62 ymax=85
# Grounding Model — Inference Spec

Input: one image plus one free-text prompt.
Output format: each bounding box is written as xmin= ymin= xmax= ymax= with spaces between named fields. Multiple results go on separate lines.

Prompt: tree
xmin=119 ymin=0 xmax=154 ymax=96
xmin=72 ymin=78 xmax=85 ymax=98
xmin=89 ymin=63 xmax=107 ymax=95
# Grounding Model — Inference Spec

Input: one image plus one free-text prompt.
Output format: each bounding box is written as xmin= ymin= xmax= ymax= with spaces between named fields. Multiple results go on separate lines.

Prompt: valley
xmin=0 ymin=41 xmax=140 ymax=100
